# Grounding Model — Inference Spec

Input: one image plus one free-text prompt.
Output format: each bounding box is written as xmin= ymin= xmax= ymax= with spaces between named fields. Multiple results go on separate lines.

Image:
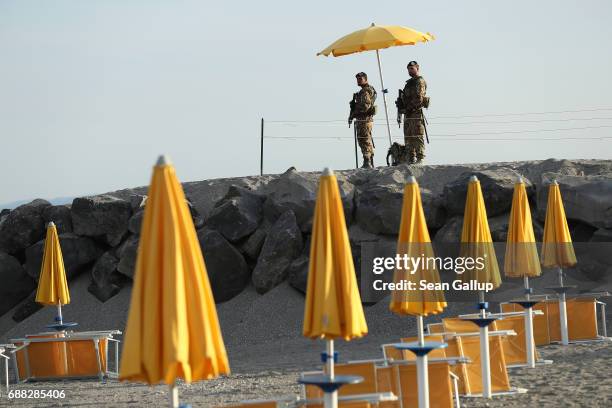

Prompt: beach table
xmin=10 ymin=330 xmax=121 ymax=382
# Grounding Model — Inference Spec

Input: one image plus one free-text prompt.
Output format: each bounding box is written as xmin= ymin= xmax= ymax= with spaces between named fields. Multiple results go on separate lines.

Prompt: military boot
xmin=361 ymin=156 xmax=372 ymax=169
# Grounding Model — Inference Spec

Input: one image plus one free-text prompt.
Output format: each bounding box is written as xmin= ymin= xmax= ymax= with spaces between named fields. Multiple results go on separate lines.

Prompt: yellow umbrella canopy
xmin=389 ymin=178 xmax=446 ymax=316
xmin=459 ymin=177 xmax=501 ymax=289
xmin=317 ymin=24 xmax=435 ymax=57
xmin=541 ymin=181 xmax=577 ymax=268
xmin=120 ymin=156 xmax=229 ymax=385
xmin=504 ymin=180 xmax=541 ymax=278
xmin=35 ymin=222 xmax=70 ymax=306
xmin=303 ymin=168 xmax=368 ymax=340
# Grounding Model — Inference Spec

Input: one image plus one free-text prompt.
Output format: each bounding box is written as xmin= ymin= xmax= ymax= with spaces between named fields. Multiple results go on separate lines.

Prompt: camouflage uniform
xmin=401 ymin=76 xmax=427 ymax=162
xmin=350 ymin=84 xmax=376 ymax=163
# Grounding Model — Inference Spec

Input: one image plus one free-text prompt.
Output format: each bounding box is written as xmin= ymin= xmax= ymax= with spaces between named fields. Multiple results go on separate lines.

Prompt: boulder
xmin=127 ymin=210 xmax=144 ymax=234
xmin=117 ymin=235 xmax=139 ymax=279
xmin=287 ymin=255 xmax=309 ymax=294
xmin=12 ymin=293 xmax=42 ymax=323
xmin=71 ymin=195 xmax=132 ymax=246
xmin=88 ymin=251 xmax=122 ymax=302
xmin=263 ymin=168 xmax=355 ymax=231
xmin=443 ymin=169 xmax=533 ymax=217
xmin=129 ymin=194 xmax=147 ymax=211
xmin=42 ymin=205 xmax=73 ymax=234
xmin=252 ymin=210 xmax=303 ymax=293
xmin=591 ymin=228 xmax=612 ymax=242
xmin=239 ymin=222 xmax=270 ymax=261
xmin=0 ymin=252 xmax=36 ymax=316
xmin=433 ymin=216 xmax=463 ymax=244
xmin=186 ymin=199 xmax=205 ymax=229
xmin=355 ymin=184 xmax=404 ymax=235
xmin=198 ymin=229 xmax=250 ymax=303
xmin=206 ymin=185 xmax=264 ymax=242
xmin=536 ymin=174 xmax=612 ymax=228
xmin=0 ymin=199 xmax=51 ymax=254
xmin=24 ymin=233 xmax=104 ymax=280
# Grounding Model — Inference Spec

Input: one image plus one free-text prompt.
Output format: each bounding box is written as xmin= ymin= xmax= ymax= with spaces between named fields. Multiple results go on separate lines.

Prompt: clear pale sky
xmin=1 ymin=0 xmax=611 ymax=205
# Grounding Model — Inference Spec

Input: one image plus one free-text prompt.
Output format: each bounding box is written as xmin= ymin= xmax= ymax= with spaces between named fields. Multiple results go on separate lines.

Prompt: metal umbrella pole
xmin=478 ymin=291 xmax=492 ymax=398
xmin=558 ymin=268 xmax=570 ymax=345
xmin=374 ymin=48 xmax=393 ymax=147
xmin=523 ymin=276 xmax=536 ymax=368
xmin=415 ymin=316 xmax=429 ymax=408
xmin=325 ymin=339 xmax=337 ymax=408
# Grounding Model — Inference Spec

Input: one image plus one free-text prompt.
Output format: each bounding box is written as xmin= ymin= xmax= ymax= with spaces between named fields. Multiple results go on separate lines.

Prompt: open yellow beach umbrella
xmin=459 ymin=177 xmax=501 ymax=289
xmin=389 ymin=176 xmax=446 ymax=316
xmin=120 ymin=156 xmax=229 ymax=406
xmin=35 ymin=222 xmax=70 ymax=306
xmin=317 ymin=23 xmax=435 ymax=146
xmin=303 ymin=168 xmax=367 ymax=340
xmin=504 ymin=179 xmax=541 ymax=278
xmin=541 ymin=181 xmax=576 ymax=268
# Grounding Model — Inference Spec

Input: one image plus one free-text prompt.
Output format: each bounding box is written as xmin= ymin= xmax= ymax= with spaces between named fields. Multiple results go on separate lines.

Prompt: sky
xmin=1 ymin=0 xmax=611 ymax=206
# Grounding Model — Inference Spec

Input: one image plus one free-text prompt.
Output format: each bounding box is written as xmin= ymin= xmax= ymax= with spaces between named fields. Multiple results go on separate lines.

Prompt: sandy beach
xmin=1 ymin=276 xmax=610 ymax=407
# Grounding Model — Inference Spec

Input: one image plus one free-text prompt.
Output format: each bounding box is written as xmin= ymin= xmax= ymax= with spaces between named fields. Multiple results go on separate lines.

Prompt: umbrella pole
xmin=416 ymin=315 xmax=429 ymax=408
xmin=524 ymin=276 xmax=536 ymax=368
xmin=375 ymin=49 xmax=393 ymax=147
xmin=170 ymin=383 xmax=179 ymax=408
xmin=558 ymin=267 xmax=569 ymax=345
xmin=478 ymin=290 xmax=492 ymax=398
xmin=57 ymin=303 xmax=63 ymax=325
xmin=325 ymin=339 xmax=337 ymax=408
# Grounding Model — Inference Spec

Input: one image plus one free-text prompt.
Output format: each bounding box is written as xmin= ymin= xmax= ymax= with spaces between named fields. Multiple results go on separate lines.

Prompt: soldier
xmin=400 ymin=61 xmax=429 ymax=164
xmin=349 ymin=72 xmax=377 ymax=168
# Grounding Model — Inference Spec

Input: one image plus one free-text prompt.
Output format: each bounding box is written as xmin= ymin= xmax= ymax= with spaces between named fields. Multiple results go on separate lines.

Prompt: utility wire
xmin=266 ymin=107 xmax=612 ymax=123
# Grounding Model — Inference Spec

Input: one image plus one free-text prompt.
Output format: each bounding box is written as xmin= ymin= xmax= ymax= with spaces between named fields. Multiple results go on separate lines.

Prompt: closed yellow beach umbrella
xmin=318 ymin=23 xmax=435 ymax=146
xmin=541 ymin=180 xmax=576 ymax=269
xmin=540 ymin=180 xmax=576 ymax=346
xmin=389 ymin=176 xmax=446 ymax=316
xmin=389 ymin=176 xmax=446 ymax=408
xmin=504 ymin=178 xmax=541 ymax=278
xmin=120 ymin=156 xmax=229 ymax=407
xmin=504 ymin=178 xmax=541 ymax=368
xmin=302 ymin=167 xmax=367 ymax=408
xmin=460 ymin=176 xmax=501 ymax=289
xmin=459 ymin=176 xmax=500 ymax=399
xmin=36 ymin=222 xmax=70 ymax=306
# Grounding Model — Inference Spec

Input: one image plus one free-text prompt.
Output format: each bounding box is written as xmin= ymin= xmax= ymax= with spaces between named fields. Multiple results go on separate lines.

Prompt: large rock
xmin=117 ymin=235 xmax=139 ymax=278
xmin=12 ymin=293 xmax=43 ymax=323
xmin=287 ymin=255 xmax=309 ymax=294
xmin=0 ymin=199 xmax=51 ymax=254
xmin=252 ymin=210 xmax=303 ymax=293
xmin=355 ymin=184 xmax=403 ymax=235
xmin=42 ymin=205 xmax=73 ymax=234
xmin=0 ymin=252 xmax=36 ymax=316
xmin=71 ymin=195 xmax=132 ymax=246
xmin=264 ymin=168 xmax=354 ymax=231
xmin=24 ymin=233 xmax=104 ymax=280
xmin=239 ymin=222 xmax=270 ymax=261
xmin=206 ymin=186 xmax=264 ymax=242
xmin=88 ymin=251 xmax=121 ymax=302
xmin=198 ymin=229 xmax=250 ymax=302
xmin=433 ymin=216 xmax=463 ymax=244
xmin=443 ymin=169 xmax=533 ymax=217
xmin=536 ymin=174 xmax=612 ymax=228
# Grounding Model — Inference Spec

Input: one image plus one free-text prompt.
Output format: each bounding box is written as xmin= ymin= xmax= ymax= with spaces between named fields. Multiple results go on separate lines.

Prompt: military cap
xmin=407 ymin=60 xmax=419 ymax=67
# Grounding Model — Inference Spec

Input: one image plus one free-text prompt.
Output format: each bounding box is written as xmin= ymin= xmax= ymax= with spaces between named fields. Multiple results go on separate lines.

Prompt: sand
xmin=1 ymin=275 xmax=611 ymax=407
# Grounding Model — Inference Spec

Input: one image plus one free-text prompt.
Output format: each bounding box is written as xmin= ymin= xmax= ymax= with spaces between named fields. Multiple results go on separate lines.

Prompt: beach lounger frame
xmin=10 ymin=330 xmax=121 ymax=383
xmin=423 ymin=328 xmax=527 ymax=398
xmin=500 ymin=293 xmax=611 ymax=344
xmin=0 ymin=344 xmax=15 ymax=393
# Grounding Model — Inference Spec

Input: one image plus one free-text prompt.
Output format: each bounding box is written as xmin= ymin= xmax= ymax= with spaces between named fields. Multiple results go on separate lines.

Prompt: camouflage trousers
xmin=355 ymin=119 xmax=374 ymax=159
xmin=404 ymin=113 xmax=425 ymax=161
